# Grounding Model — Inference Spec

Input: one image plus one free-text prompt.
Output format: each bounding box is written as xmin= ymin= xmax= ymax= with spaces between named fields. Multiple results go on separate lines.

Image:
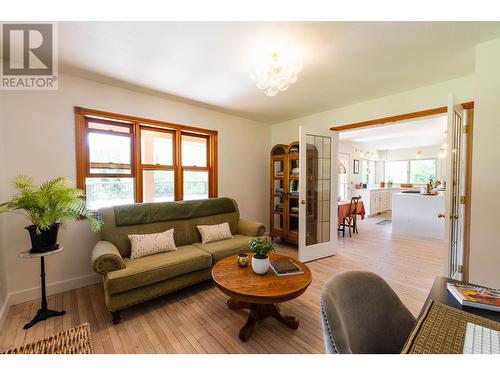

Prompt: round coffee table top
xmin=212 ymin=252 xmax=312 ymax=304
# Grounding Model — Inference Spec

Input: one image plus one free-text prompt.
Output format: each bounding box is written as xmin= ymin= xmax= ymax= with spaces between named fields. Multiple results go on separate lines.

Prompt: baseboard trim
xmin=0 ymin=273 xmax=101 ymax=331
xmin=9 ymin=273 xmax=101 ymax=306
xmin=0 ymin=296 xmax=10 ymax=332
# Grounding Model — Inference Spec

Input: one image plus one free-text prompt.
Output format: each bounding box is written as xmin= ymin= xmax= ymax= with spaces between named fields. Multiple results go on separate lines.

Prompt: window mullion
xmin=174 ymin=129 xmax=183 ymax=201
xmin=133 ymin=122 xmax=143 ymax=202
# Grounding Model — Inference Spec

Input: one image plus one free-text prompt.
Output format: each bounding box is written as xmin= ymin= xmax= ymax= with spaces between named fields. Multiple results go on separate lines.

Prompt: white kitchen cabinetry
xmin=353 ymin=188 xmax=403 ymax=216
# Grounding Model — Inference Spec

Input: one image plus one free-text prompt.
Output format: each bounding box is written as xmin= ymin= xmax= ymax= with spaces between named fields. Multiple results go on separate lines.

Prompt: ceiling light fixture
xmin=248 ymin=50 xmax=302 ymax=97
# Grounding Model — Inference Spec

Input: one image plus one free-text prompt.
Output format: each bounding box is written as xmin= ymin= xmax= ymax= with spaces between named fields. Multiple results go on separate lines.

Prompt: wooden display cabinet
xmin=269 ymin=142 xmax=300 ymax=244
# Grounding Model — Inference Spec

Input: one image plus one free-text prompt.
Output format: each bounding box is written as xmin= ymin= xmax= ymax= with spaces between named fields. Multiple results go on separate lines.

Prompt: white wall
xmin=0 ymin=73 xmax=270 ymax=309
xmin=338 ymin=140 xmax=380 ymax=188
xmin=469 ymin=38 xmax=500 ymax=288
xmin=0 ymin=102 xmax=8 ymax=327
xmin=271 ymin=75 xmax=474 ymax=146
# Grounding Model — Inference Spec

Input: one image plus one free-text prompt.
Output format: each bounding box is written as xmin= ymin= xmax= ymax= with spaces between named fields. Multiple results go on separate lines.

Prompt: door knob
xmin=437 ymin=213 xmax=445 ymax=219
xmin=301 ymin=200 xmax=306 ymax=205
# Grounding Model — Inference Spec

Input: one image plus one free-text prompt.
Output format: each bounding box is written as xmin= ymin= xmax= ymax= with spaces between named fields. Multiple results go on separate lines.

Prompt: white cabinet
xmin=353 ymin=188 xmax=403 ymax=216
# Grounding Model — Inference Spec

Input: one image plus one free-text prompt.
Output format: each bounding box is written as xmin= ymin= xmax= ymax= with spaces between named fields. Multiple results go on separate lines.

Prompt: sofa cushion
xmin=105 ymin=245 xmax=212 ymax=295
xmin=184 ymin=212 xmax=239 ymax=245
xmin=197 ymin=222 xmax=233 ymax=244
xmin=193 ymin=234 xmax=251 ymax=264
xmin=129 ymin=228 xmax=177 ymax=260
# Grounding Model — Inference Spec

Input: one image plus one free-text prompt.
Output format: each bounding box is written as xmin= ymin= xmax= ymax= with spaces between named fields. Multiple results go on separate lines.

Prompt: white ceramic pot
xmin=252 ymin=255 xmax=269 ymax=275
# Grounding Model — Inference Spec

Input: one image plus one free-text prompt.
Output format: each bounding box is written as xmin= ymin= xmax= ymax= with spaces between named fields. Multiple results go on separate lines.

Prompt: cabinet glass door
xmin=287 ymin=156 xmax=299 ymax=239
xmin=272 ymin=158 xmax=285 ymax=234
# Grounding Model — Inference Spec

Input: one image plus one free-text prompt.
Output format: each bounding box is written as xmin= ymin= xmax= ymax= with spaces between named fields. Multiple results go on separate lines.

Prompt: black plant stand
xmin=19 ymin=247 xmax=66 ymax=329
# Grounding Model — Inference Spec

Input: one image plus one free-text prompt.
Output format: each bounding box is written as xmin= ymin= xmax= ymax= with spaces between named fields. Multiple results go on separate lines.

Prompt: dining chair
xmin=320 ymin=271 xmax=416 ymax=354
xmin=339 ymin=195 xmax=361 ymax=237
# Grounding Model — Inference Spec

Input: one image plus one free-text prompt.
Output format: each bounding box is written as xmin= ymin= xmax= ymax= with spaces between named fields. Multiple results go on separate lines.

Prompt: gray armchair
xmin=320 ymin=271 xmax=416 ymax=354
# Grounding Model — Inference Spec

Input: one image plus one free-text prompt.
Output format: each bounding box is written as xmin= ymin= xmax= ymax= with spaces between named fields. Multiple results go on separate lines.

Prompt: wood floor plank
xmin=0 ymin=212 xmax=444 ymax=353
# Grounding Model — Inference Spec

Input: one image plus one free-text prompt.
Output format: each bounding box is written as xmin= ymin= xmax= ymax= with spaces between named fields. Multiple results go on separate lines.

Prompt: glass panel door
xmin=298 ymin=127 xmax=338 ymax=262
xmin=445 ymin=95 xmax=465 ymax=279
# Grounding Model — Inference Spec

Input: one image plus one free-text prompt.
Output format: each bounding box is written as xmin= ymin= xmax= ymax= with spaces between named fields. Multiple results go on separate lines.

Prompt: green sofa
xmin=91 ymin=197 xmax=265 ymax=323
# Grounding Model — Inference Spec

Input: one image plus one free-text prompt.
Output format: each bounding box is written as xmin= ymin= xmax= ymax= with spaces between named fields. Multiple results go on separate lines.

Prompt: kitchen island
xmin=392 ymin=192 xmax=445 ymax=239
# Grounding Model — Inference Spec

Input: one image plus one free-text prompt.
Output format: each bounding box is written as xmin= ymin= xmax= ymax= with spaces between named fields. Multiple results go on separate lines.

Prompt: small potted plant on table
xmin=0 ymin=175 xmax=102 ymax=253
xmin=248 ymin=237 xmax=275 ymax=275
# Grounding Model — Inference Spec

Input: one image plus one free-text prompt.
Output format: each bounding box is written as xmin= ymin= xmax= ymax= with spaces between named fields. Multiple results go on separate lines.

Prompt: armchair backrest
xmin=320 ymin=271 xmax=416 ymax=354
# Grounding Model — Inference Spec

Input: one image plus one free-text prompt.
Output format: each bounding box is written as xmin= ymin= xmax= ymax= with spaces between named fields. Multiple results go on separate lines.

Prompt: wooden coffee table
xmin=212 ymin=252 xmax=312 ymax=341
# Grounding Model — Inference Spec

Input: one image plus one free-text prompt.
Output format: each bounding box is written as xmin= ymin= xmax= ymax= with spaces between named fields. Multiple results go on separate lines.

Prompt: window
xmin=338 ymin=155 xmax=349 ymax=201
xmin=384 ymin=159 xmax=437 ymax=184
xmin=409 ymin=159 xmax=437 ymax=184
xmin=75 ymin=107 xmax=218 ymax=210
xmin=362 ymin=159 xmax=376 ymax=185
xmin=182 ymin=134 xmax=209 ymax=200
xmin=385 ymin=160 xmax=408 ymax=184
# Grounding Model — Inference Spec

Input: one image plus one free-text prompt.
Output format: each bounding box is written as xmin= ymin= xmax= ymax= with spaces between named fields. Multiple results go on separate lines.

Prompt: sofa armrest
xmin=238 ymin=218 xmax=265 ymax=237
xmin=91 ymin=241 xmax=125 ymax=276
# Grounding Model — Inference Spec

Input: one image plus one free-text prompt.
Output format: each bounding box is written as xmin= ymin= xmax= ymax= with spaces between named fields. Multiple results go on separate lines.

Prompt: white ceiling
xmin=339 ymin=115 xmax=448 ymax=150
xmin=57 ymin=22 xmax=500 ymax=123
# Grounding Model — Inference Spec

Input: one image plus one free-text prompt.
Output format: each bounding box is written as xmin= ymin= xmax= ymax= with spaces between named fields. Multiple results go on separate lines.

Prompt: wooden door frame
xmin=331 ymin=101 xmax=474 ymax=282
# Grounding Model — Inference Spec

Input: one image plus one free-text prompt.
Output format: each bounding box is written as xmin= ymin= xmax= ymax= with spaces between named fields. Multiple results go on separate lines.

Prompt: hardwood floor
xmin=0 ymin=213 xmax=444 ymax=353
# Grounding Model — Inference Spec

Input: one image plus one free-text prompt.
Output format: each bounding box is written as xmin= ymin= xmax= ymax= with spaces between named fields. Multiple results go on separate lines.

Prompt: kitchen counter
xmin=392 ymin=192 xmax=445 ymax=239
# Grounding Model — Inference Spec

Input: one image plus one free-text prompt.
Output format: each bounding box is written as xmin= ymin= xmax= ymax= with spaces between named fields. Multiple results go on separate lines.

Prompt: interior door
xmin=298 ymin=127 xmax=338 ymax=262
xmin=445 ymin=94 xmax=466 ymax=279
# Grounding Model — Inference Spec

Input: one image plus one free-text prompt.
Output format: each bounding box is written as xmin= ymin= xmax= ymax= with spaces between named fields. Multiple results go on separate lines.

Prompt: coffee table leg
xmin=239 ymin=304 xmax=259 ymax=342
xmin=227 ymin=298 xmax=251 ymax=310
xmin=228 ymin=300 xmax=300 ymax=341
xmin=268 ymin=304 xmax=299 ymax=330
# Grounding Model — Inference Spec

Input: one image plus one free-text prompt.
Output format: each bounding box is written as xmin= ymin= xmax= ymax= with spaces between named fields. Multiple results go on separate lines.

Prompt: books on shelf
xmin=447 ymin=282 xmax=500 ymax=312
xmin=270 ymin=258 xmax=304 ymax=276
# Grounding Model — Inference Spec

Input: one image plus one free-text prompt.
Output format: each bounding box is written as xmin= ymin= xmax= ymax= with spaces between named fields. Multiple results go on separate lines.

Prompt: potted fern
xmin=0 ymin=175 xmax=102 ymax=253
xmin=248 ymin=237 xmax=275 ymax=275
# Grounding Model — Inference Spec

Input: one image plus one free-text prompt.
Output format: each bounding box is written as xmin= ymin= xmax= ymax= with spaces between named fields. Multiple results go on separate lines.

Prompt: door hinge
xmin=463 ymin=125 xmax=468 ymax=134
xmin=460 ymin=196 xmax=466 ymax=205
xmin=458 ymin=265 xmax=463 ymax=273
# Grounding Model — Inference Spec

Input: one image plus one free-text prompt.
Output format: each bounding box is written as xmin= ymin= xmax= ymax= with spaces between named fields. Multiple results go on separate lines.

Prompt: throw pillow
xmin=197 ymin=222 xmax=233 ymax=244
xmin=128 ymin=228 xmax=177 ymax=260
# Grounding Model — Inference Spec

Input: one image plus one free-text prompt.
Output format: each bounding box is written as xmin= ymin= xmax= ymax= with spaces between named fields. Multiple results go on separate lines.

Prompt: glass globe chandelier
xmin=249 ymin=50 xmax=302 ymax=97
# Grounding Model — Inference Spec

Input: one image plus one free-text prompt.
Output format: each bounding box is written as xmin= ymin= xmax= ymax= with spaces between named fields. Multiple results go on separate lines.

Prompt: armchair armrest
xmin=238 ymin=218 xmax=265 ymax=237
xmin=91 ymin=241 xmax=125 ymax=276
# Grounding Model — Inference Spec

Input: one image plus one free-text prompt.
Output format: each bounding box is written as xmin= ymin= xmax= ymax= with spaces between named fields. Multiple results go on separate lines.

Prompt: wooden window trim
xmin=86 ymin=117 xmax=135 ymax=179
xmin=75 ymin=106 xmax=218 ymax=204
xmin=180 ymin=132 xmax=211 ymax=200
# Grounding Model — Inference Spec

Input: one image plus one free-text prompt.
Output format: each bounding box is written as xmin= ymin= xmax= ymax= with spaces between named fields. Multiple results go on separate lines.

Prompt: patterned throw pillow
xmin=197 ymin=222 xmax=233 ymax=244
xmin=128 ymin=229 xmax=177 ymax=260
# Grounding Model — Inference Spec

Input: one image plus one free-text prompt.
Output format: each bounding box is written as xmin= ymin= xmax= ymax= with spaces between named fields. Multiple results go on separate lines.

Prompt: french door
xmin=298 ymin=127 xmax=338 ymax=262
xmin=445 ymin=94 xmax=466 ymax=280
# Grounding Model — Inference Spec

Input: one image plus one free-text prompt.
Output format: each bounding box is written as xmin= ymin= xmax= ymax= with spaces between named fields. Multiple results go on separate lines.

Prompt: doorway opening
xmin=332 ymin=101 xmax=474 ymax=282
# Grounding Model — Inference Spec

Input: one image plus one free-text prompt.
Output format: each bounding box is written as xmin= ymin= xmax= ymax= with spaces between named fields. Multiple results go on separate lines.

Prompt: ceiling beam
xmin=331 ymin=101 xmax=474 ymax=132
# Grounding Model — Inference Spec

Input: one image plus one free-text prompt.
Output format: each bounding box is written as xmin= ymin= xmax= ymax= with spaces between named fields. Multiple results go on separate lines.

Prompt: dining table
xmin=337 ymin=199 xmax=366 ymax=226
